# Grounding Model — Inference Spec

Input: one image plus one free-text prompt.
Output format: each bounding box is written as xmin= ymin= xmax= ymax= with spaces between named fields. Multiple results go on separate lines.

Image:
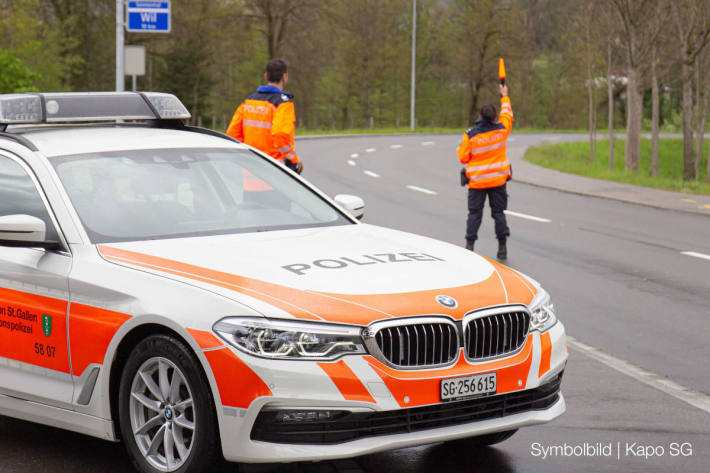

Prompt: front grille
xmin=374 ymin=322 xmax=458 ymax=368
xmin=251 ymin=372 xmax=563 ymax=444
xmin=465 ymin=311 xmax=530 ymax=360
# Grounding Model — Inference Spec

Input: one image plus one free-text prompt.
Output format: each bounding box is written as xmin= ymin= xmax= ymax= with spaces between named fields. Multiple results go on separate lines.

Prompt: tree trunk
xmin=695 ymin=66 xmax=709 ymax=177
xmin=608 ymin=40 xmax=615 ymax=170
xmin=681 ymin=60 xmax=696 ymax=180
xmin=586 ymin=17 xmax=596 ymax=163
xmin=625 ymin=67 xmax=642 ymax=173
xmin=651 ymin=45 xmax=659 ymax=177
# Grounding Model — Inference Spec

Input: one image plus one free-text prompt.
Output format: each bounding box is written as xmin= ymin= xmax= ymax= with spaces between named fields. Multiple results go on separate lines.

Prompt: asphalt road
xmin=1 ymin=134 xmax=709 ymax=473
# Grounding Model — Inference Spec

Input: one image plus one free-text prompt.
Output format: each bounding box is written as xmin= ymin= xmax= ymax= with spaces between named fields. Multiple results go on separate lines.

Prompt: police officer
xmin=227 ymin=58 xmax=303 ymax=173
xmin=457 ymin=85 xmax=513 ymax=259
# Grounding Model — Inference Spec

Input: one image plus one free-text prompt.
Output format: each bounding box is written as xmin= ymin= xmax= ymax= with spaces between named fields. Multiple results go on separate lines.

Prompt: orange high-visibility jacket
xmin=226 ymin=85 xmax=300 ymax=165
xmin=457 ymin=96 xmax=513 ymax=189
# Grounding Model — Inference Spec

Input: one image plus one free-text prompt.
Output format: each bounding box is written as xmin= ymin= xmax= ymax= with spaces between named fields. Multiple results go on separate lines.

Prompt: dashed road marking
xmin=363 ymin=170 xmax=380 ymax=178
xmin=421 ymin=141 xmax=435 ymax=146
xmin=350 ymin=153 xmax=359 ymax=158
xmin=700 ymin=204 xmax=710 ymax=209
xmin=347 ymin=160 xmax=357 ymax=166
xmin=568 ymin=336 xmax=710 ymax=414
xmin=390 ymin=144 xmax=403 ymax=149
xmin=681 ymin=251 xmax=710 ymax=261
xmin=365 ymin=148 xmax=376 ymax=153
xmin=680 ymin=198 xmax=697 ymax=203
xmin=406 ymin=185 xmax=437 ymax=195
xmin=503 ymin=210 xmax=551 ymax=223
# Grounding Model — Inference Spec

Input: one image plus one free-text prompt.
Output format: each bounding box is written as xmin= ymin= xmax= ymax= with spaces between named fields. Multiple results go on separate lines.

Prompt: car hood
xmin=97 ymin=224 xmax=538 ymax=325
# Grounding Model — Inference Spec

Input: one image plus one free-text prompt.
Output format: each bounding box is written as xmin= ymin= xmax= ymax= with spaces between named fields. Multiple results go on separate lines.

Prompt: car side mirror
xmin=334 ymin=194 xmax=365 ymax=220
xmin=0 ymin=214 xmax=59 ymax=249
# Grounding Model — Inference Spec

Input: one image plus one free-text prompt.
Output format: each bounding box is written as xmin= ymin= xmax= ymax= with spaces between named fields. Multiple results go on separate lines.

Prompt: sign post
xmin=116 ymin=1 xmax=171 ymax=92
xmin=116 ymin=1 xmax=124 ymax=91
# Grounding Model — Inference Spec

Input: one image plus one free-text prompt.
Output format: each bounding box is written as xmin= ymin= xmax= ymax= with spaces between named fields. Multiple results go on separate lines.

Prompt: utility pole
xmin=116 ymin=0 xmax=124 ymax=92
xmin=410 ymin=0 xmax=416 ymax=130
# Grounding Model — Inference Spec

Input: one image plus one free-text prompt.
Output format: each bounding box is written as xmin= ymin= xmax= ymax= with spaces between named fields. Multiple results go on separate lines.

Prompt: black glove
xmin=460 ymin=167 xmax=468 ymax=186
xmin=285 ymin=159 xmax=303 ymax=174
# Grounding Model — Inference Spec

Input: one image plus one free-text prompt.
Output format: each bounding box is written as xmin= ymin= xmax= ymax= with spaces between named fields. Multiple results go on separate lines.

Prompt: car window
xmin=50 ymin=148 xmax=350 ymax=243
xmin=0 ymin=154 xmax=59 ymax=242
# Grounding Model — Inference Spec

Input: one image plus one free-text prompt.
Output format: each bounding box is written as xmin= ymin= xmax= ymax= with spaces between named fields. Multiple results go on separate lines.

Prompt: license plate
xmin=440 ymin=373 xmax=496 ymax=401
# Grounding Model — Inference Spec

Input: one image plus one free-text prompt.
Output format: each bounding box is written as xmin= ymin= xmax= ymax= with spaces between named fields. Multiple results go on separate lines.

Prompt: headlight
xmin=528 ymin=288 xmax=557 ymax=332
xmin=213 ymin=317 xmax=366 ymax=360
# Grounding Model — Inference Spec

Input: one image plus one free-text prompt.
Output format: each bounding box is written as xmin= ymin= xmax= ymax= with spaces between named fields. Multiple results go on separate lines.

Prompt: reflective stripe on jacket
xmin=457 ymin=96 xmax=513 ymax=189
xmin=226 ymin=86 xmax=300 ymax=164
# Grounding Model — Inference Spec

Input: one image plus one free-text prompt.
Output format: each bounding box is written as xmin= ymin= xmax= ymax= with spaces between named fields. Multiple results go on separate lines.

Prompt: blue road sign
xmin=126 ymin=1 xmax=171 ymax=33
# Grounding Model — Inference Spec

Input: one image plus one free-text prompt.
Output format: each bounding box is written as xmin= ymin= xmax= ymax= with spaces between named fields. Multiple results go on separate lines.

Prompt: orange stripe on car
xmin=69 ymin=303 xmax=131 ymax=377
xmin=98 ymin=245 xmax=326 ymax=321
xmin=186 ymin=328 xmax=224 ymax=350
xmin=203 ymin=347 xmax=272 ymax=408
xmin=0 ymin=286 xmax=70 ymax=373
xmin=539 ymin=331 xmax=552 ymax=378
xmin=488 ymin=260 xmax=537 ymax=303
xmin=98 ymin=246 xmax=534 ymax=324
xmin=318 ymin=360 xmax=376 ymax=403
xmin=367 ymin=336 xmax=534 ymax=408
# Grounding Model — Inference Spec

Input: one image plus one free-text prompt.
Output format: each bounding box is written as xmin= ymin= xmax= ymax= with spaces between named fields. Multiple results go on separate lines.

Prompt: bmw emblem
xmin=165 ymin=408 xmax=173 ymax=420
xmin=436 ymin=295 xmax=457 ymax=309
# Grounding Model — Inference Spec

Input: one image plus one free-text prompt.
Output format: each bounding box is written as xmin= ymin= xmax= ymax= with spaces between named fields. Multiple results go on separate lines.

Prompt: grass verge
xmin=524 ymin=138 xmax=710 ymax=195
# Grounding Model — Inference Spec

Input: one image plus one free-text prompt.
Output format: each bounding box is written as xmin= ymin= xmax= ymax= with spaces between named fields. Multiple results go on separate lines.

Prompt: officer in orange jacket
xmin=227 ymin=58 xmax=303 ymax=174
xmin=457 ymin=85 xmax=513 ymax=259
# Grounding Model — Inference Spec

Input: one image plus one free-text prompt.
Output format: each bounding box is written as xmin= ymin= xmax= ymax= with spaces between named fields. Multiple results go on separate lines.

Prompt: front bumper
xmin=214 ymin=321 xmax=567 ymax=462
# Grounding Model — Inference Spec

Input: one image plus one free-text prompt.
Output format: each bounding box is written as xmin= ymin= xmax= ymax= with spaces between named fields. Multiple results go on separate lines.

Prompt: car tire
xmin=118 ymin=334 xmax=221 ymax=473
xmin=449 ymin=429 xmax=518 ymax=448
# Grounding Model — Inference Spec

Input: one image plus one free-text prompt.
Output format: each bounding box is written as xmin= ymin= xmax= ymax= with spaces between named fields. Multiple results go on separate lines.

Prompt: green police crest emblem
xmin=42 ymin=314 xmax=52 ymax=337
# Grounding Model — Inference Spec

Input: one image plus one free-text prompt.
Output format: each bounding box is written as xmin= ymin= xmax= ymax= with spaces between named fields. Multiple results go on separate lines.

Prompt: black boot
xmin=465 ymin=240 xmax=474 ymax=251
xmin=497 ymin=238 xmax=507 ymax=260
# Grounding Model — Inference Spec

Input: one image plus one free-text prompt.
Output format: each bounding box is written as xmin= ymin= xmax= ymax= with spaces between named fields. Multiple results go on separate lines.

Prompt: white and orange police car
xmin=0 ymin=92 xmax=566 ymax=473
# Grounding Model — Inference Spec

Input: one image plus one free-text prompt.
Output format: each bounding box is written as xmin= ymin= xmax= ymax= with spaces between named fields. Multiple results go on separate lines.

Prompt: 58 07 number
xmin=34 ymin=342 xmax=56 ymax=358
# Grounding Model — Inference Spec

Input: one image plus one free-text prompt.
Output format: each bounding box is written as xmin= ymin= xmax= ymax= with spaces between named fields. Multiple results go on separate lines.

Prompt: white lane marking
xmin=350 ymin=153 xmax=359 ymax=158
xmin=568 ymin=336 xmax=710 ymax=414
xmin=681 ymin=251 xmax=710 ymax=261
xmin=347 ymin=160 xmax=357 ymax=167
xmin=363 ymin=170 xmax=380 ymax=178
xmin=406 ymin=185 xmax=437 ymax=195
xmin=365 ymin=148 xmax=376 ymax=153
xmin=390 ymin=144 xmax=403 ymax=149
xmin=503 ymin=210 xmax=551 ymax=223
xmin=421 ymin=141 xmax=435 ymax=146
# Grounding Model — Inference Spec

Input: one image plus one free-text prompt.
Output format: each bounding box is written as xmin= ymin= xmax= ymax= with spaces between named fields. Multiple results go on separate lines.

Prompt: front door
xmin=0 ymin=153 xmax=73 ymax=407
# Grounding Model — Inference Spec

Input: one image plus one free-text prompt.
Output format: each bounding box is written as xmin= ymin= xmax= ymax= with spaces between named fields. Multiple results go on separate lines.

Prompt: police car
xmin=0 ymin=92 xmax=566 ymax=473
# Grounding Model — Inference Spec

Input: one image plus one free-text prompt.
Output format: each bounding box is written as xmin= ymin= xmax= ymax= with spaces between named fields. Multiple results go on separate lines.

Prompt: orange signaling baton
xmin=498 ymin=58 xmax=506 ymax=86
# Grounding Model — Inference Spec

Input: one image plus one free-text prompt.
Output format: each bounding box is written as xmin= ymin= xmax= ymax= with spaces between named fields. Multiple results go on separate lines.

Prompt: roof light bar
xmin=0 ymin=92 xmax=191 ymax=125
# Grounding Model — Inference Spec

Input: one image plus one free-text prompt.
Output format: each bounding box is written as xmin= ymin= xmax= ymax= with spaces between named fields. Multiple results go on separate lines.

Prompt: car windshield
xmin=50 ymin=147 xmax=350 ymax=243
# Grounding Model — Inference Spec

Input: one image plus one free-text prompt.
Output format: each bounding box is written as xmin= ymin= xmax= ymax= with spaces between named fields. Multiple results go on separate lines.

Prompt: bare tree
xmin=451 ymin=0 xmax=523 ymax=126
xmin=245 ymin=0 xmax=315 ymax=59
xmin=608 ymin=39 xmax=615 ymax=170
xmin=584 ymin=2 xmax=597 ymax=163
xmin=670 ymin=0 xmax=710 ymax=180
xmin=694 ymin=48 xmax=710 ymax=178
xmin=650 ymin=44 xmax=659 ymax=176
xmin=609 ymin=0 xmax=662 ymax=173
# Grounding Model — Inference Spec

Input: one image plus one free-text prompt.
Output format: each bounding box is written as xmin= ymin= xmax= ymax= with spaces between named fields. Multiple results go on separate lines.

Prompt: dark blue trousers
xmin=466 ymin=183 xmax=510 ymax=242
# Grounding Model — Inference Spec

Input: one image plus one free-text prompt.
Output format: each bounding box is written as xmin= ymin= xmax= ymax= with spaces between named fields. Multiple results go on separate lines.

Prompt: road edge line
xmin=567 ymin=336 xmax=710 ymax=414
